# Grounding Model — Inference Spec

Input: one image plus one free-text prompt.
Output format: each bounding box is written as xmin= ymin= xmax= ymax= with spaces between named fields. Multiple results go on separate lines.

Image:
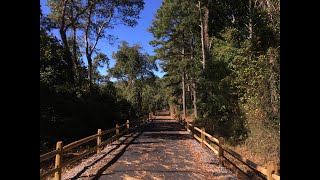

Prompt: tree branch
xmin=65 ymin=0 xmax=89 ymax=30
xmin=89 ymin=6 xmax=114 ymax=56
xmin=60 ymin=0 xmax=69 ymax=30
xmin=84 ymin=3 xmax=93 ymax=58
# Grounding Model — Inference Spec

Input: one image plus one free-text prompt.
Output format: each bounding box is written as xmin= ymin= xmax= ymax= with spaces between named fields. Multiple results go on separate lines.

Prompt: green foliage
xmin=40 ymin=30 xmax=68 ymax=88
xmin=109 ymin=41 xmax=157 ymax=117
xmin=41 ymin=0 xmax=146 ymax=153
xmin=41 ymin=0 xmax=280 ymax=161
xmin=149 ymin=0 xmax=280 ymax=148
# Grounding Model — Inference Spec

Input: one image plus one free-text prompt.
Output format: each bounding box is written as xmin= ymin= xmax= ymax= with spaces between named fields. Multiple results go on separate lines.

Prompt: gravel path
xmin=61 ymin=112 xmax=237 ymax=180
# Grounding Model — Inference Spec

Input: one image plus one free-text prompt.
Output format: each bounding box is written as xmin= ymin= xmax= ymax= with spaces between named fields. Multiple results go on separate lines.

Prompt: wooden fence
xmin=175 ymin=115 xmax=280 ymax=180
xmin=40 ymin=114 xmax=152 ymax=180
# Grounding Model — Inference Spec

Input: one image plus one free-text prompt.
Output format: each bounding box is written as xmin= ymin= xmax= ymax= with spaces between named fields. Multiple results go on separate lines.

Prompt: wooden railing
xmin=40 ymin=114 xmax=152 ymax=180
xmin=175 ymin=114 xmax=280 ymax=180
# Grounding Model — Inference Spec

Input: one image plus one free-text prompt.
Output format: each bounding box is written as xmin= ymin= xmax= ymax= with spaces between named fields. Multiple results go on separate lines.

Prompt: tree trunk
xmin=181 ymin=29 xmax=186 ymax=118
xmin=60 ymin=28 xmax=74 ymax=82
xmin=182 ymin=72 xmax=186 ymax=118
xmin=58 ymin=0 xmax=74 ymax=82
xmin=190 ymin=39 xmax=198 ymax=118
xmin=198 ymin=1 xmax=210 ymax=71
xmin=248 ymin=0 xmax=253 ymax=39
xmin=203 ymin=3 xmax=210 ymax=69
xmin=198 ymin=1 xmax=206 ymax=70
xmin=192 ymin=79 xmax=198 ymax=118
xmin=84 ymin=3 xmax=93 ymax=93
xmin=71 ymin=25 xmax=81 ymax=81
xmin=268 ymin=48 xmax=279 ymax=119
xmin=86 ymin=54 xmax=93 ymax=92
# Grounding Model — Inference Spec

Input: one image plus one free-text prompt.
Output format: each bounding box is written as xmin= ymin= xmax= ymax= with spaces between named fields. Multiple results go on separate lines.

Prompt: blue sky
xmin=40 ymin=0 xmax=165 ymax=79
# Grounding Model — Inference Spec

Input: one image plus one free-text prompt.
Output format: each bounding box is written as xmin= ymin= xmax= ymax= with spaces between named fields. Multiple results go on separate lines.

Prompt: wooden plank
xmin=272 ymin=174 xmax=280 ymax=180
xmin=63 ymin=134 xmax=97 ymax=151
xmin=97 ymin=129 xmax=101 ymax=154
xmin=54 ymin=141 xmax=63 ymax=180
xmin=61 ymin=146 xmax=98 ymax=168
xmin=40 ymin=149 xmax=58 ymax=162
xmin=275 ymin=162 xmax=279 ymax=175
xmin=219 ymin=137 xmax=224 ymax=166
xmin=223 ymin=145 xmax=267 ymax=175
xmin=224 ymin=156 xmax=250 ymax=180
xmin=101 ymin=127 xmax=116 ymax=135
xmin=203 ymin=131 xmax=219 ymax=144
xmin=194 ymin=134 xmax=201 ymax=142
xmin=40 ymin=167 xmax=59 ymax=180
xmin=204 ymin=140 xmax=218 ymax=155
xmin=201 ymin=127 xmax=205 ymax=148
xmin=194 ymin=127 xmax=201 ymax=133
xmin=267 ymin=161 xmax=276 ymax=180
xmin=119 ymin=123 xmax=127 ymax=128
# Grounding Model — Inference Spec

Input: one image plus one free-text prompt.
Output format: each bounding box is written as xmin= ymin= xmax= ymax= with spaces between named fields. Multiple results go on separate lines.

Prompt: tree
xmin=149 ymin=0 xmax=201 ymax=118
xmin=82 ymin=0 xmax=144 ymax=92
xmin=197 ymin=0 xmax=210 ymax=70
xmin=47 ymin=0 xmax=88 ymax=81
xmin=109 ymin=41 xmax=157 ymax=116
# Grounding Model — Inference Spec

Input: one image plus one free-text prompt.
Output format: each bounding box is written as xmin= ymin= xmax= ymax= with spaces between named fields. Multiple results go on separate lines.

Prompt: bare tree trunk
xmin=192 ymin=78 xmax=198 ymax=118
xmin=198 ymin=1 xmax=210 ymax=71
xmin=190 ymin=39 xmax=198 ymax=118
xmin=198 ymin=1 xmax=206 ymax=70
xmin=248 ymin=0 xmax=253 ymax=39
xmin=71 ymin=24 xmax=80 ymax=81
xmin=203 ymin=4 xmax=210 ymax=63
xmin=268 ymin=48 xmax=279 ymax=118
xmin=181 ymin=29 xmax=186 ymax=118
xmin=86 ymin=54 xmax=93 ymax=92
xmin=84 ymin=3 xmax=93 ymax=92
xmin=83 ymin=1 xmax=113 ymax=94
xmin=182 ymin=72 xmax=186 ymax=118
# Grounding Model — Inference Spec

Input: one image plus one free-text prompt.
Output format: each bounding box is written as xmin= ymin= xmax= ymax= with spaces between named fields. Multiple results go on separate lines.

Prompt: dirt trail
xmin=63 ymin=110 xmax=237 ymax=180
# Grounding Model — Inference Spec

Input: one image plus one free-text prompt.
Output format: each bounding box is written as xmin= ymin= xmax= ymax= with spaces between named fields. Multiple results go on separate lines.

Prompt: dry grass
xmin=183 ymin=106 xmax=280 ymax=178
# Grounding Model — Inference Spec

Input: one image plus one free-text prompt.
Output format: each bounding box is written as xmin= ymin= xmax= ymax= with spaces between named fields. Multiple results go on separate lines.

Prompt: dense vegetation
xmin=40 ymin=0 xmax=156 ymax=153
xmin=40 ymin=0 xmax=279 ymax=165
xmin=149 ymin=0 xmax=279 ymax=163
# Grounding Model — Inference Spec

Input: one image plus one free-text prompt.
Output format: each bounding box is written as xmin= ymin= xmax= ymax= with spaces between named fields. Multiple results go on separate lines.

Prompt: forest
xmin=40 ymin=0 xmax=280 ymax=166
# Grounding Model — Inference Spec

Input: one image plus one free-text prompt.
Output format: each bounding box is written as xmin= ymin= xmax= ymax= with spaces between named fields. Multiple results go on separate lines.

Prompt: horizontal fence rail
xmin=40 ymin=114 xmax=154 ymax=180
xmin=173 ymin=114 xmax=280 ymax=180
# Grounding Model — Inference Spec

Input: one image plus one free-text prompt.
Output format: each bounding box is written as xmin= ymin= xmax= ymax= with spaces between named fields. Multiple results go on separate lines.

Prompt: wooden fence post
xmin=116 ymin=123 xmax=119 ymax=141
xmin=275 ymin=162 xmax=279 ymax=175
xmin=201 ymin=127 xmax=205 ymax=148
xmin=127 ymin=120 xmax=130 ymax=129
xmin=190 ymin=123 xmax=194 ymax=136
xmin=218 ymin=137 xmax=224 ymax=166
xmin=54 ymin=141 xmax=63 ymax=180
xmin=97 ymin=129 xmax=101 ymax=154
xmin=187 ymin=121 xmax=189 ymax=132
xmin=267 ymin=161 xmax=276 ymax=180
